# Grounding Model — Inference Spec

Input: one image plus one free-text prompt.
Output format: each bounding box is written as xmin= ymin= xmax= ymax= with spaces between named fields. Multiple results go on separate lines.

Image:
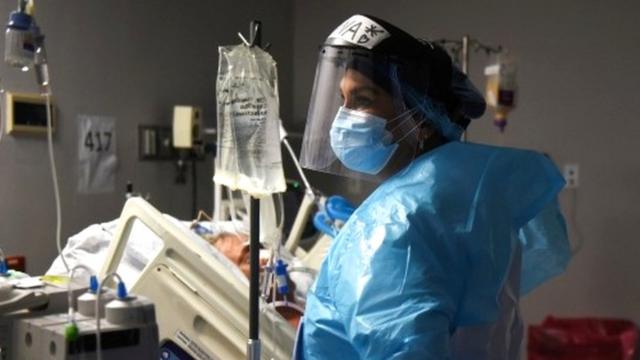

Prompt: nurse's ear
xmin=417 ymin=123 xmax=446 ymax=153
xmin=449 ymin=106 xmax=472 ymax=131
xmin=418 ymin=123 xmax=436 ymax=142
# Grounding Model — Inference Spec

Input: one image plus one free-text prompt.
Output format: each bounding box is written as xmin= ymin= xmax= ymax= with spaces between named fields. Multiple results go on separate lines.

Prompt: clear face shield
xmin=300 ymin=46 xmax=461 ymax=181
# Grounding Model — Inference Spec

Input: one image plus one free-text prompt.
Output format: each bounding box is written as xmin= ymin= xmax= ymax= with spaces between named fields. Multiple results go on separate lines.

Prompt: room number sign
xmin=78 ymin=115 xmax=117 ymax=194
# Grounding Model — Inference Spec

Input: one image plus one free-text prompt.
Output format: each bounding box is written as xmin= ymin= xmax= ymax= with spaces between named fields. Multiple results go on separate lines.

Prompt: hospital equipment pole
xmin=462 ymin=35 xmax=470 ymax=75
xmin=436 ymin=36 xmax=503 ymax=140
xmin=461 ymin=35 xmax=470 ymax=141
xmin=247 ymin=20 xmax=262 ymax=360
xmin=248 ymin=198 xmax=260 ymax=360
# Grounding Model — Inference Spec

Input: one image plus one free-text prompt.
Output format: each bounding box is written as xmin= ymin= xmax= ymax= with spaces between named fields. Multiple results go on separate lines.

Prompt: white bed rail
xmin=100 ymin=198 xmax=295 ymax=360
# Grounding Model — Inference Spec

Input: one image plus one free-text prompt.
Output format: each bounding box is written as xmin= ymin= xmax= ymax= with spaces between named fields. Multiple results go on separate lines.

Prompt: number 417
xmin=84 ymin=131 xmax=112 ymax=152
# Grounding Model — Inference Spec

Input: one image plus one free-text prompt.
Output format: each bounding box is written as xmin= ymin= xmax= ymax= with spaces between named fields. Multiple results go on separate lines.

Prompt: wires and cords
xmin=276 ymin=193 xmax=285 ymax=237
xmin=0 ymin=248 xmax=8 ymax=275
xmin=287 ymin=266 xmax=317 ymax=277
xmin=272 ymin=300 xmax=304 ymax=314
xmin=95 ymin=272 xmax=126 ymax=360
xmin=269 ymin=257 xmax=278 ymax=359
xmin=227 ymin=187 xmax=238 ymax=221
xmin=0 ymin=92 xmax=4 ymax=145
xmin=282 ymin=137 xmax=314 ymax=199
xmin=191 ymin=158 xmax=197 ymax=218
xmin=565 ymin=188 xmax=584 ymax=255
xmin=261 ymin=254 xmax=291 ymax=359
xmin=65 ymin=264 xmax=95 ymax=342
xmin=45 ymin=93 xmax=68 ymax=272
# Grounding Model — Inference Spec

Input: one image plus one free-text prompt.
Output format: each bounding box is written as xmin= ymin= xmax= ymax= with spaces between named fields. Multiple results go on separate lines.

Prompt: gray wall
xmin=1 ymin=0 xmax=638 ymax=345
xmin=292 ymin=0 xmax=640 ymax=332
xmin=0 ymin=0 xmax=293 ymax=274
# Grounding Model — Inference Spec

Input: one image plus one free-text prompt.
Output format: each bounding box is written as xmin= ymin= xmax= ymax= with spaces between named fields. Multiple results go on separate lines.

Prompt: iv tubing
xmin=45 ymin=93 xmax=68 ymax=272
xmin=282 ymin=138 xmax=314 ymax=198
xmin=67 ymin=264 xmax=93 ymax=317
xmin=95 ymin=272 xmax=124 ymax=360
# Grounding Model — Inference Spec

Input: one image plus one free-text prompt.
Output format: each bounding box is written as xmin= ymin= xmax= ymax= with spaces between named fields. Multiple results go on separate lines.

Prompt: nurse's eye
xmin=352 ymin=95 xmax=374 ymax=109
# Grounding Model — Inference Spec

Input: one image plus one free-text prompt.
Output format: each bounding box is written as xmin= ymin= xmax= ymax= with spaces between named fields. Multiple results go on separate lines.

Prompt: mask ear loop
xmin=385 ymin=63 xmax=417 ymax=130
xmin=406 ymin=88 xmax=464 ymax=141
xmin=393 ymin=117 xmax=426 ymax=144
xmin=386 ymin=107 xmax=419 ymax=130
xmin=384 ymin=63 xmax=426 ymax=142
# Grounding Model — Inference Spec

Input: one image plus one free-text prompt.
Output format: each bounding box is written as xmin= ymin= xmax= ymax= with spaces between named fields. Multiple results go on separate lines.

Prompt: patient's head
xmin=205 ymin=232 xmax=251 ymax=277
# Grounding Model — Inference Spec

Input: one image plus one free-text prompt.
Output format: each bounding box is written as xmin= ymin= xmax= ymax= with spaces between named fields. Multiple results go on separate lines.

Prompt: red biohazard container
xmin=6 ymin=255 xmax=26 ymax=272
xmin=528 ymin=316 xmax=639 ymax=360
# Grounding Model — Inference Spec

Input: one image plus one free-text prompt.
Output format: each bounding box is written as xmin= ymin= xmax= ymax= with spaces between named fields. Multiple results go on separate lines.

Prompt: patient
xmin=204 ymin=232 xmax=303 ymax=327
xmin=205 ymin=232 xmax=253 ymax=278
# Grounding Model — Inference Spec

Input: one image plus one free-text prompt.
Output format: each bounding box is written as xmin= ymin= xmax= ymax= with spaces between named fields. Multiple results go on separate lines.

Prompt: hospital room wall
xmin=0 ymin=0 xmax=294 ymax=275
xmin=291 ymin=0 xmax=640 ymax=329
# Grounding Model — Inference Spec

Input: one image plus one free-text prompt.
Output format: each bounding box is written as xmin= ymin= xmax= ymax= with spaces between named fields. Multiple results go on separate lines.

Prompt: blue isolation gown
xmin=301 ymin=141 xmax=570 ymax=359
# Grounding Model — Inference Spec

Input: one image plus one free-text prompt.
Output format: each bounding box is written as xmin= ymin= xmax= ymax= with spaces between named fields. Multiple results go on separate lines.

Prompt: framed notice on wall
xmin=5 ymin=92 xmax=55 ymax=135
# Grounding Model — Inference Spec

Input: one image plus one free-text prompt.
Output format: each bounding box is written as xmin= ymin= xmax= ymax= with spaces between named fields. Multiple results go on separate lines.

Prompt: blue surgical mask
xmin=329 ymin=107 xmax=399 ymax=175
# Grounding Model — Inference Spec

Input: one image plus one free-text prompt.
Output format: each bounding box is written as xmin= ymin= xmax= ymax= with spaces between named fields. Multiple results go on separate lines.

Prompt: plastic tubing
xmin=95 ymin=272 xmax=125 ymax=360
xmin=45 ymin=93 xmax=68 ymax=273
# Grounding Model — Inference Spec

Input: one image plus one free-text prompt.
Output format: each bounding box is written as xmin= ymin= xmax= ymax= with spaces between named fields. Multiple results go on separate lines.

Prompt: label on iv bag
xmin=77 ymin=115 xmax=117 ymax=194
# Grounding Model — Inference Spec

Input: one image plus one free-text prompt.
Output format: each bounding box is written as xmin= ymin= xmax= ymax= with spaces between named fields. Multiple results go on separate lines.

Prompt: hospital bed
xmin=98 ymin=197 xmax=296 ymax=360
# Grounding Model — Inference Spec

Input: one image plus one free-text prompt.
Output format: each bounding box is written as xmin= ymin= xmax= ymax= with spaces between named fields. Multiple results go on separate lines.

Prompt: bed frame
xmin=99 ymin=198 xmax=295 ymax=360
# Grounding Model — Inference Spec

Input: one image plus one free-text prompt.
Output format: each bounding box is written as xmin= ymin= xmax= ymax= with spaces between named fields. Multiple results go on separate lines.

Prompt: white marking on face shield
xmin=328 ymin=15 xmax=390 ymax=50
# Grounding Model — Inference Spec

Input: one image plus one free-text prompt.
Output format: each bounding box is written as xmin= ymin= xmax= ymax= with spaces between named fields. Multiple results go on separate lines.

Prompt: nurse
xmin=298 ymin=14 xmax=571 ymax=359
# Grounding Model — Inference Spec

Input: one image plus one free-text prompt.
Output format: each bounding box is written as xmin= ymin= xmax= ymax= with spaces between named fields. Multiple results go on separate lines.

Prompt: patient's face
xmin=207 ymin=232 xmax=251 ymax=277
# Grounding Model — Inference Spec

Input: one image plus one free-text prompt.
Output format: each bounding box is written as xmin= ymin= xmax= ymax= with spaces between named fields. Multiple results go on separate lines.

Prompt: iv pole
xmin=209 ymin=22 xmax=272 ymax=359
xmin=246 ymin=20 xmax=262 ymax=360
xmin=436 ymin=35 xmax=502 ymax=141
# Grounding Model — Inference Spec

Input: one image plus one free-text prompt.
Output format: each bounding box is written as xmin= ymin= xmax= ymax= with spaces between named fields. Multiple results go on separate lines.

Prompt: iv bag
xmin=214 ymin=45 xmax=286 ymax=197
xmin=485 ymin=52 xmax=517 ymax=132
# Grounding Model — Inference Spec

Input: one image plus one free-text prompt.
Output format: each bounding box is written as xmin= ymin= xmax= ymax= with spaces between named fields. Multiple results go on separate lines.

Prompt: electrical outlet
xmin=563 ymin=164 xmax=579 ymax=188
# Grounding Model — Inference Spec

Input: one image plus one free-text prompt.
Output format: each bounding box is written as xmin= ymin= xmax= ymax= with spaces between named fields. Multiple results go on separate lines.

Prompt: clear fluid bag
xmin=214 ymin=44 xmax=286 ymax=197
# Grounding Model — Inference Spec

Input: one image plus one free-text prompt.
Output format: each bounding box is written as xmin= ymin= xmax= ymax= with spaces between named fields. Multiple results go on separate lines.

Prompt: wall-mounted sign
xmin=78 ymin=115 xmax=117 ymax=194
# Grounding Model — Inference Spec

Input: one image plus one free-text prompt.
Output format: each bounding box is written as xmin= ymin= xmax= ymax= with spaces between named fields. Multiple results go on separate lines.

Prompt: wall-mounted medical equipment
xmin=172 ymin=105 xmax=206 ymax=215
xmin=172 ymin=105 xmax=202 ymax=149
xmin=138 ymin=125 xmax=176 ymax=161
xmin=5 ymin=91 xmax=53 ymax=135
